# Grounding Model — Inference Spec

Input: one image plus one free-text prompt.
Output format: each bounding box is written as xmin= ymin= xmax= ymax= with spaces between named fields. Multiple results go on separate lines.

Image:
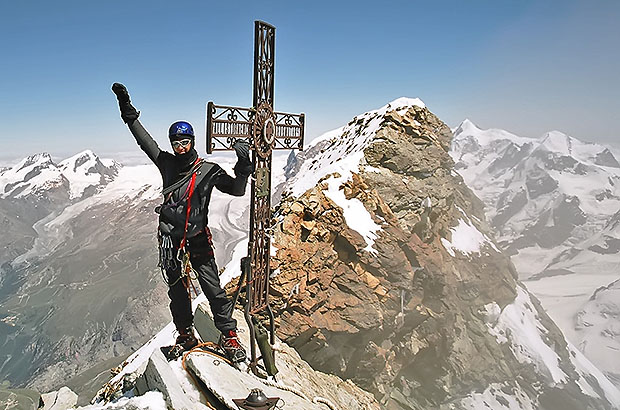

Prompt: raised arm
xmin=215 ymin=140 xmax=253 ymax=196
xmin=112 ymin=83 xmax=162 ymax=164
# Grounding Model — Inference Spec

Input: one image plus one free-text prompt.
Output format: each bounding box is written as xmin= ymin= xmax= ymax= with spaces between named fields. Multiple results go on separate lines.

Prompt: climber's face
xmin=172 ymin=139 xmax=192 ymax=155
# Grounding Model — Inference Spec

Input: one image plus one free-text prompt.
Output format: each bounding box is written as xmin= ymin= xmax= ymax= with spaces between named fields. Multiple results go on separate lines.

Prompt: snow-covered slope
xmin=0 ymin=150 xmax=120 ymax=200
xmin=58 ymin=150 xmax=120 ymax=199
xmin=451 ymin=119 xmax=620 ymax=387
xmin=284 ymin=97 xmax=425 ymax=253
xmin=0 ymin=153 xmax=67 ymax=199
xmin=0 ymin=148 xmax=266 ymax=397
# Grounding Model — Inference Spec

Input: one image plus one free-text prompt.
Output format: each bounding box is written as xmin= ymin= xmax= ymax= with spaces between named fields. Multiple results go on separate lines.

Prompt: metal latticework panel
xmin=253 ymin=21 xmax=275 ymax=109
xmin=248 ymin=154 xmax=271 ymax=314
xmin=206 ymin=103 xmax=304 ymax=153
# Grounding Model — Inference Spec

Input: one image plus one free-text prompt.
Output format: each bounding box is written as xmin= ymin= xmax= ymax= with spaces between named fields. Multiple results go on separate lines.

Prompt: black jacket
xmin=128 ymin=120 xmax=248 ymax=239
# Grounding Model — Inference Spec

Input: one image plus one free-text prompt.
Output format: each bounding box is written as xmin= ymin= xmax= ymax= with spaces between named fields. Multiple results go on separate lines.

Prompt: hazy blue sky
xmin=0 ymin=0 xmax=618 ymax=163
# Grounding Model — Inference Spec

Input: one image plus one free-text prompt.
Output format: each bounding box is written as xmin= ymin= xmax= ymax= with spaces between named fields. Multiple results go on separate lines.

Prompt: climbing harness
xmin=157 ymin=158 xmax=202 ymax=291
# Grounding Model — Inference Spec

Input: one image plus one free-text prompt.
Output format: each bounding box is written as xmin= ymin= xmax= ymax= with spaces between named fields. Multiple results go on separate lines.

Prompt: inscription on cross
xmin=206 ymin=20 xmax=304 ymax=373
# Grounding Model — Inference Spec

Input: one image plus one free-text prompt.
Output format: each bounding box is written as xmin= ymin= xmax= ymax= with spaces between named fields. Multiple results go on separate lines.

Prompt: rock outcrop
xmin=266 ymin=99 xmax=620 ymax=409
xmin=87 ymin=299 xmax=379 ymax=410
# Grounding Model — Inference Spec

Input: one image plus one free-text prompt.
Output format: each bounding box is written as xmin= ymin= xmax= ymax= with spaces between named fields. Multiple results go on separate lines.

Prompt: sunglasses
xmin=171 ymin=139 xmax=192 ymax=149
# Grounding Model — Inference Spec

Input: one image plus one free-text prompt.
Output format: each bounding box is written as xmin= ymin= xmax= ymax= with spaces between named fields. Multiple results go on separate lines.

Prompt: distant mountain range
xmin=451 ymin=119 xmax=620 ymax=386
xmin=0 ymin=148 xmax=253 ymax=401
xmin=1 ymin=102 xmax=620 ymax=409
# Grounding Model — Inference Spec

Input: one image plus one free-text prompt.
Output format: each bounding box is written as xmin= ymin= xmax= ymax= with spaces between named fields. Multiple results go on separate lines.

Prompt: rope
xmin=178 ymin=251 xmax=199 ymax=298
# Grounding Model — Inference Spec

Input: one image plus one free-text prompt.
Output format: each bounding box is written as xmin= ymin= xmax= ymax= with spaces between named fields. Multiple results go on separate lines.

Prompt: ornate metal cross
xmin=206 ymin=20 xmax=304 ymax=373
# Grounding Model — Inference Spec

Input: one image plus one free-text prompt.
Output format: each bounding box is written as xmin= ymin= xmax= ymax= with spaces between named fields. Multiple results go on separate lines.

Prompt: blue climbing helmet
xmin=168 ymin=121 xmax=195 ymax=140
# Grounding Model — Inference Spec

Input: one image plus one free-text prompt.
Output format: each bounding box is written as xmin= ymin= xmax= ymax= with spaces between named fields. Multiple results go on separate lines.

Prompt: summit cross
xmin=205 ymin=20 xmax=305 ymax=373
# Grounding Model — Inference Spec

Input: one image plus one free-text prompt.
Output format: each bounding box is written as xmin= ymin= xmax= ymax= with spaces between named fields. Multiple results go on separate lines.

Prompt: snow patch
xmin=59 ymin=150 xmax=108 ymax=199
xmin=289 ymin=96 xmax=426 ymax=197
xmin=79 ymin=391 xmax=168 ymax=410
xmin=323 ymin=172 xmax=381 ymax=254
xmin=441 ymin=217 xmax=499 ymax=257
xmin=219 ymin=238 xmax=249 ymax=286
xmin=483 ymin=286 xmax=568 ymax=384
xmin=568 ymin=343 xmax=620 ymax=406
xmin=286 ymin=97 xmax=426 ymax=252
xmin=98 ymin=294 xmax=207 ymax=392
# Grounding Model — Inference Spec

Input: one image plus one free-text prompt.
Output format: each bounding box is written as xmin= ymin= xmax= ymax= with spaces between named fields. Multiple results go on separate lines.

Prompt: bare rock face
xmin=270 ymin=105 xmax=515 ymax=407
xmin=267 ymin=103 xmax=617 ymax=409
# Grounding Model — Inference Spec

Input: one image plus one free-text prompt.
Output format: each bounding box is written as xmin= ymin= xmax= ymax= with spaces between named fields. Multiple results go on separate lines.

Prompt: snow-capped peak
xmin=14 ymin=152 xmax=55 ymax=173
xmin=309 ymin=97 xmax=426 ymax=150
xmin=539 ymin=130 xmax=573 ymax=156
xmin=59 ymin=149 xmax=98 ymax=171
xmin=453 ymin=120 xmax=534 ymax=148
xmin=290 ymin=96 xmax=426 ymax=197
xmin=384 ymin=96 xmax=426 ymax=111
xmin=58 ymin=150 xmax=120 ymax=199
xmin=454 ymin=118 xmax=480 ymax=134
xmin=0 ymin=150 xmax=121 ymax=200
xmin=284 ymin=97 xmax=429 ymax=253
xmin=0 ymin=152 xmax=65 ymax=198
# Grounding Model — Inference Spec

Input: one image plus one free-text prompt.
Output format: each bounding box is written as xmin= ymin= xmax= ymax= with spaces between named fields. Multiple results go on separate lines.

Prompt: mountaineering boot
xmin=220 ymin=329 xmax=247 ymax=363
xmin=162 ymin=326 xmax=199 ymax=361
xmin=176 ymin=326 xmax=199 ymax=350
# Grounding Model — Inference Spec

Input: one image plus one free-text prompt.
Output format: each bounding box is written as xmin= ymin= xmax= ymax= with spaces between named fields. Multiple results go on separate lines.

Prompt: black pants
xmin=165 ymin=232 xmax=236 ymax=333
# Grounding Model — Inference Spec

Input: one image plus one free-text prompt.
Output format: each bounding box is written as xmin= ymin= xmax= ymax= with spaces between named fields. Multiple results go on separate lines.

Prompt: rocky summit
xmin=2 ymin=100 xmax=620 ymax=410
xmin=265 ymin=99 xmax=620 ymax=409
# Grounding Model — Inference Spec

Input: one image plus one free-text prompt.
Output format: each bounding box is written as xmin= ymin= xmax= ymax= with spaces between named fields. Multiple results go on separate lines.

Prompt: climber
xmin=111 ymin=83 xmax=250 ymax=363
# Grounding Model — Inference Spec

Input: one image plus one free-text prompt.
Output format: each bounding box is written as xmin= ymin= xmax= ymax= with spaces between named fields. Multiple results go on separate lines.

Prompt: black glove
xmin=232 ymin=140 xmax=253 ymax=177
xmin=111 ymin=82 xmax=139 ymax=124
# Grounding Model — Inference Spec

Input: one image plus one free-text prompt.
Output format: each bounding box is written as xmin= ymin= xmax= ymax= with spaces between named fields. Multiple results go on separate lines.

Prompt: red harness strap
xmin=178 ymin=158 xmax=201 ymax=298
xmin=179 ymin=171 xmax=197 ymax=252
xmin=178 ymin=158 xmax=202 ymax=251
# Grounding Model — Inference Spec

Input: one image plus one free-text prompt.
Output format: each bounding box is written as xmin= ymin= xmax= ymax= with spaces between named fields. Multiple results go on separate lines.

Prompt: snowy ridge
xmin=11 ymin=164 xmax=161 ymax=266
xmin=574 ymin=278 xmax=620 ymax=386
xmin=482 ymin=286 xmax=620 ymax=407
xmin=0 ymin=150 xmax=120 ymax=200
xmin=454 ymin=119 xmax=535 ymax=148
xmin=0 ymin=152 xmax=66 ymax=198
xmin=459 ymin=383 xmax=536 ymax=410
xmin=288 ymin=96 xmax=425 ymax=197
xmin=285 ymin=97 xmax=425 ymax=253
xmin=58 ymin=150 xmax=121 ymax=199
xmin=483 ymin=286 xmax=568 ymax=384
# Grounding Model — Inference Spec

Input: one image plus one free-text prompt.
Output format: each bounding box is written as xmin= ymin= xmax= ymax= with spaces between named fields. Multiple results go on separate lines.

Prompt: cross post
xmin=206 ymin=20 xmax=304 ymax=374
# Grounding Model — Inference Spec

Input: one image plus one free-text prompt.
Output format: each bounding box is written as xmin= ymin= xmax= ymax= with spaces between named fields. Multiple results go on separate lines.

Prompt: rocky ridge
xmin=265 ymin=100 xmax=620 ymax=409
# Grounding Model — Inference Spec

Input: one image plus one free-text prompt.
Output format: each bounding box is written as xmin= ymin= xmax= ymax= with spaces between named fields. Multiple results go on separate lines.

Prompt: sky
xmin=0 ymin=0 xmax=618 ymax=164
